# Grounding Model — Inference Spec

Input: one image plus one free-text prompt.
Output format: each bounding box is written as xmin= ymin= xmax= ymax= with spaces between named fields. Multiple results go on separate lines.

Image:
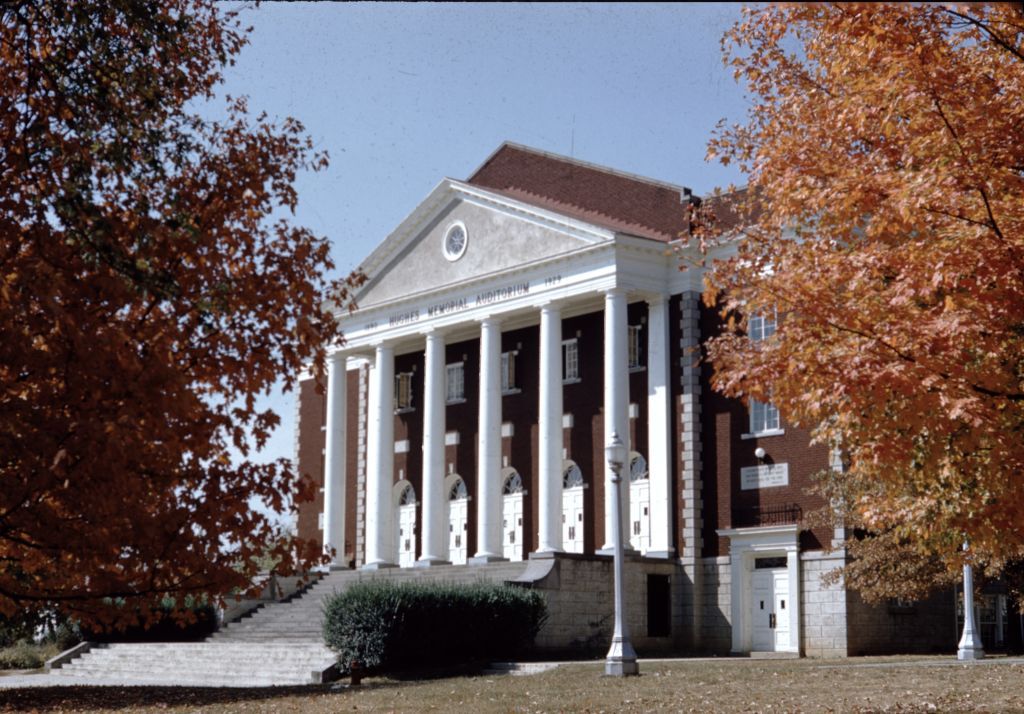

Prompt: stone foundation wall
xmin=530 ymin=554 xmax=681 ymax=655
xmin=697 ymin=556 xmax=732 ymax=654
xmin=800 ymin=550 xmax=849 ymax=657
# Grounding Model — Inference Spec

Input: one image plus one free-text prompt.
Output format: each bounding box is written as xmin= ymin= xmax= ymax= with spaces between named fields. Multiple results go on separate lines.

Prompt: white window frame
xmin=744 ymin=309 xmax=783 ymax=437
xmin=748 ymin=310 xmax=777 ymax=342
xmin=749 ymin=398 xmax=781 ymax=435
xmin=394 ymin=372 xmax=414 ymax=412
xmin=501 ymin=350 xmax=519 ymax=394
xmin=562 ymin=339 xmax=580 ymax=383
xmin=445 ymin=362 xmax=465 ymax=404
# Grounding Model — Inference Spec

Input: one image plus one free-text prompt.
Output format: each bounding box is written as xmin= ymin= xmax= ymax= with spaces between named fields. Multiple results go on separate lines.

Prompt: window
xmin=629 ymin=453 xmax=649 ymax=482
xmin=501 ymin=351 xmax=518 ymax=393
xmin=395 ymin=372 xmax=414 ymax=411
xmin=628 ymin=325 xmax=643 ymax=370
xmin=563 ymin=463 xmax=584 ymax=489
xmin=750 ymin=398 xmax=780 ymax=434
xmin=748 ymin=311 xmax=777 ymax=341
xmin=562 ymin=339 xmax=579 ymax=382
xmin=748 ymin=310 xmax=781 ymax=434
xmin=446 ymin=362 xmax=465 ymax=403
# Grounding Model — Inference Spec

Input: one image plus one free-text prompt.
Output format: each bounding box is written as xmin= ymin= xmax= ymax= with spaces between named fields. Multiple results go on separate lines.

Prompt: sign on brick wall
xmin=740 ymin=463 xmax=789 ymax=490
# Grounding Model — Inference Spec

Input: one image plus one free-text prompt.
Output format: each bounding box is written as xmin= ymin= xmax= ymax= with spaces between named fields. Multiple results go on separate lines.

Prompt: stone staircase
xmin=48 ymin=560 xmax=532 ymax=686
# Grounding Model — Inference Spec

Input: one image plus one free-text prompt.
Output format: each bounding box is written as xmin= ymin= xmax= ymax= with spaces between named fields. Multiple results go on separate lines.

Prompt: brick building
xmin=294 ymin=143 xmax=956 ymax=657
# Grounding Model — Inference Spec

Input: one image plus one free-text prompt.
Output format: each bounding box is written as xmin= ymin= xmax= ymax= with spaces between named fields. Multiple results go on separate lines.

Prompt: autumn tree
xmin=700 ymin=3 xmax=1024 ymax=600
xmin=0 ymin=0 xmax=360 ymax=627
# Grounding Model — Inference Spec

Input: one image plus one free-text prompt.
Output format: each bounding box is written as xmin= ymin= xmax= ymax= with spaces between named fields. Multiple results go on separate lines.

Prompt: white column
xmin=417 ymin=331 xmax=448 ymax=566
xmin=601 ymin=289 xmax=631 ymax=553
xmin=646 ymin=295 xmax=673 ymax=557
xmin=472 ymin=317 xmax=505 ymax=562
xmin=537 ymin=303 xmax=563 ymax=554
xmin=363 ymin=343 xmax=396 ymax=569
xmin=322 ymin=352 xmax=348 ymax=569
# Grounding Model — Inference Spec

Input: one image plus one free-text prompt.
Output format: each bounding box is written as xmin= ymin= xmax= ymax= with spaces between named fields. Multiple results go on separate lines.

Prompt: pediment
xmin=353 ymin=181 xmax=612 ymax=309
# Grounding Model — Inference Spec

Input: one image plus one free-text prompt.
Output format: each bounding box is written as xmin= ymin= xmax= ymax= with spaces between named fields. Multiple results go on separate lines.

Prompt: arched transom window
xmin=563 ymin=463 xmax=584 ymax=489
xmin=502 ymin=470 xmax=524 ymax=495
xmin=399 ymin=484 xmax=416 ymax=506
xmin=449 ymin=478 xmax=468 ymax=501
xmin=629 ymin=453 xmax=648 ymax=482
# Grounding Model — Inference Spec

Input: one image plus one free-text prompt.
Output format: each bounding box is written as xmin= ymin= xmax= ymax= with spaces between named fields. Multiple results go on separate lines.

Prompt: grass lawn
xmin=3 ymin=656 xmax=1024 ymax=713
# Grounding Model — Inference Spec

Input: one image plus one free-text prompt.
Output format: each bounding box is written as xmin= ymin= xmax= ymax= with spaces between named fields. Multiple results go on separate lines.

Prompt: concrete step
xmin=49 ymin=561 xmax=534 ymax=685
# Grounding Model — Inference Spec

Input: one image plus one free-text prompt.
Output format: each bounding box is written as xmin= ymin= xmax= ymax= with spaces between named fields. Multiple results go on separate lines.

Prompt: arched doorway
xmin=394 ymin=482 xmax=417 ymax=568
xmin=562 ymin=461 xmax=585 ymax=553
xmin=628 ymin=452 xmax=650 ymax=553
xmin=446 ymin=475 xmax=469 ymax=565
xmin=501 ymin=468 xmax=524 ymax=561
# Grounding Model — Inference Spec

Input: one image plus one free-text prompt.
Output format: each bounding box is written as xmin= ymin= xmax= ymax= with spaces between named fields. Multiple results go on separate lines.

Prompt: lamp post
xmin=957 ymin=540 xmax=985 ymax=661
xmin=604 ymin=432 xmax=639 ymax=676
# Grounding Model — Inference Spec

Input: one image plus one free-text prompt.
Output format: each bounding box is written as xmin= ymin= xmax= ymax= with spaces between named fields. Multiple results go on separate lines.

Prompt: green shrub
xmin=323 ymin=580 xmax=547 ymax=674
xmin=0 ymin=642 xmax=59 ymax=670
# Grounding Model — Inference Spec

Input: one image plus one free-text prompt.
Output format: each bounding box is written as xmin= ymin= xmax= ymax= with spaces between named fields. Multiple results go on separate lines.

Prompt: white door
xmin=502 ymin=493 xmax=524 ymax=561
xmin=629 ymin=479 xmax=650 ymax=553
xmin=772 ymin=569 xmax=791 ymax=649
xmin=448 ymin=498 xmax=468 ymax=565
xmin=397 ymin=503 xmax=416 ymax=568
xmin=751 ymin=568 xmax=789 ymax=651
xmin=562 ymin=486 xmax=584 ymax=553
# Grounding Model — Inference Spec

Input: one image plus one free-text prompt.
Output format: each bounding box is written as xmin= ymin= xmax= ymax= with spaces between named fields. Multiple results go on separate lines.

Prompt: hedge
xmin=323 ymin=580 xmax=547 ymax=674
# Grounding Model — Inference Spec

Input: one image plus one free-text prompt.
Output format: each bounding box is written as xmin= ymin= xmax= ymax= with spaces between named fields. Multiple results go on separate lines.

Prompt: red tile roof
xmin=466 ymin=143 xmax=694 ymax=243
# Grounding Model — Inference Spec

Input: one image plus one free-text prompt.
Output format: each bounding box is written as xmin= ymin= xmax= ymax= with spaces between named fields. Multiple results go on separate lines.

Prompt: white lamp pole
xmin=604 ymin=432 xmax=639 ymax=676
xmin=957 ymin=540 xmax=985 ymax=661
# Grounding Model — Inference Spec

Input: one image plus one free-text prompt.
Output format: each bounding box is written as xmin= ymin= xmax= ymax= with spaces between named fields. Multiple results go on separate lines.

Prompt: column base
xmin=414 ymin=558 xmax=451 ymax=568
xmin=469 ymin=554 xmax=508 ymax=565
xmin=605 ymin=637 xmax=639 ymax=677
xmin=328 ymin=563 xmax=353 ymax=572
xmin=361 ymin=561 xmax=398 ymax=571
xmin=644 ymin=549 xmax=675 ymax=559
xmin=605 ymin=658 xmax=640 ymax=676
xmin=596 ymin=546 xmax=639 ymax=557
xmin=957 ymin=646 xmax=985 ymax=661
xmin=530 ymin=550 xmax=560 ymax=560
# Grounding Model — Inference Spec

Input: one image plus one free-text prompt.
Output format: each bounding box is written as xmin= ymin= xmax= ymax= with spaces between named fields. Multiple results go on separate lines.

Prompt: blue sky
xmin=217 ymin=2 xmax=751 ymax=487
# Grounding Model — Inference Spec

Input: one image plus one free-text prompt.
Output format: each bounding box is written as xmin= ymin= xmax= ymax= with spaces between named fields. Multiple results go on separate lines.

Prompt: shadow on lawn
xmin=0 ymin=683 xmax=380 ymax=712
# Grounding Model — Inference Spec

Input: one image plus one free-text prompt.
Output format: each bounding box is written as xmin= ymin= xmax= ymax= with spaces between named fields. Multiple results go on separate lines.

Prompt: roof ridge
xmin=470 ymin=142 xmax=692 ymax=197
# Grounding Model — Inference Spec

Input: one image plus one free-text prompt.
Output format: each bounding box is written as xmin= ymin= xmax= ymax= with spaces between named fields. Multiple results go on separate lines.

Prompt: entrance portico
xmin=317 ymin=173 xmax=689 ymax=569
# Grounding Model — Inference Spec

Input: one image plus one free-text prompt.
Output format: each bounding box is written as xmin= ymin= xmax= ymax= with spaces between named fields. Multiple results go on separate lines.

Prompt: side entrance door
xmin=751 ymin=567 xmax=790 ymax=651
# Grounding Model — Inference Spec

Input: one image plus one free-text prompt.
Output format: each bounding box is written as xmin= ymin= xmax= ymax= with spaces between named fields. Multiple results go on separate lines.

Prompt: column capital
xmin=643 ymin=291 xmax=669 ymax=307
xmin=477 ymin=315 xmax=502 ymax=327
xmin=539 ymin=301 xmax=563 ymax=317
xmin=326 ymin=350 xmax=348 ymax=367
xmin=603 ymin=287 xmax=628 ymax=299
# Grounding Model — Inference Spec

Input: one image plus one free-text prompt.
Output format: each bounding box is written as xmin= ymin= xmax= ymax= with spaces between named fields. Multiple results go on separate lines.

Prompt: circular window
xmin=443 ymin=222 xmax=468 ymax=261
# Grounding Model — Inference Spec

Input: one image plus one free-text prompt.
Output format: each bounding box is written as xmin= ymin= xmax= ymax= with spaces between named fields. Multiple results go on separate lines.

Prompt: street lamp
xmin=604 ymin=431 xmax=639 ymax=676
xmin=957 ymin=540 xmax=985 ymax=661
